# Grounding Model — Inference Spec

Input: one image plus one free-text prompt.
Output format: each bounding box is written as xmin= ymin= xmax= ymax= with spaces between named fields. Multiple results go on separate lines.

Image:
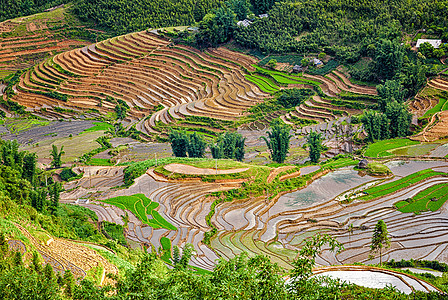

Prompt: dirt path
xmin=164 ymin=163 xmax=249 ymax=175
xmin=267 ymin=166 xmax=295 ymax=183
xmin=412 ymin=111 xmax=448 ymax=142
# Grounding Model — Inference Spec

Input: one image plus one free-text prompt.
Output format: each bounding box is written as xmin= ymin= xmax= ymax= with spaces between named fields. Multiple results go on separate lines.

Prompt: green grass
xmin=86 ymin=158 xmax=114 ymax=166
xmin=360 ymin=169 xmax=447 ymax=201
xmin=84 ymin=121 xmax=113 ymax=132
xmin=245 ymin=74 xmax=279 ymax=93
xmin=321 ymin=156 xmax=358 ymax=169
xmin=396 ymin=183 xmax=448 ymax=213
xmin=101 ymin=194 xmax=176 ymax=230
xmin=5 ymin=118 xmax=50 ymax=133
xmin=366 ymin=162 xmax=392 ymax=176
xmin=253 ymin=65 xmax=320 ymax=86
xmin=364 ymin=138 xmax=420 ymax=158
xmin=423 ymin=97 xmax=448 ymax=117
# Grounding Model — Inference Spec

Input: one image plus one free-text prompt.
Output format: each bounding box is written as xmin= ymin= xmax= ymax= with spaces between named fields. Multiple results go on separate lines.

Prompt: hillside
xmin=1 ymin=0 xmax=448 ymax=299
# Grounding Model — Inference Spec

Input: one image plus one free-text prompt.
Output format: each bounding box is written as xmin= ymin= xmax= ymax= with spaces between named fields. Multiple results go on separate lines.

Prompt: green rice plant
xmin=84 ymin=121 xmax=113 ymax=132
xmin=423 ymin=97 xmax=448 ymax=117
xmin=364 ymin=138 xmax=420 ymax=158
xmin=101 ymin=194 xmax=176 ymax=230
xmin=397 ymin=184 xmax=448 ymax=213
xmin=360 ymin=169 xmax=446 ymax=201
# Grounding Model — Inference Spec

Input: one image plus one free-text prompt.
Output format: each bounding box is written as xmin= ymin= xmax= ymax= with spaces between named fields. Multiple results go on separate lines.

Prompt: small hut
xmin=292 ymin=65 xmax=303 ymax=73
xmin=358 ymin=159 xmax=368 ymax=169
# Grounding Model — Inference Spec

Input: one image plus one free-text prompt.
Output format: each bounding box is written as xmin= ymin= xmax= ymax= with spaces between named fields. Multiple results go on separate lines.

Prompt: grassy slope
xmin=360 ymin=169 xmax=446 ymax=201
xmin=364 ymin=138 xmax=420 ymax=158
xmin=101 ymin=194 xmax=176 ymax=230
xmin=396 ymin=183 xmax=448 ymax=213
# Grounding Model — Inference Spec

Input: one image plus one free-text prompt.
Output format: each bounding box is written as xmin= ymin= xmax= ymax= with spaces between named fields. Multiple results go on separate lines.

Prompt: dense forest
xmin=72 ymin=0 xmax=224 ymax=34
xmin=0 ymin=0 xmax=66 ymax=22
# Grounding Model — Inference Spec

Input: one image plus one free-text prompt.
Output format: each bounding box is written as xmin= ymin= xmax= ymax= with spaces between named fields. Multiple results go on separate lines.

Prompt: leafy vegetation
xmin=73 ymin=0 xmax=224 ymax=34
xmin=360 ymin=169 xmax=447 ymax=201
xmin=364 ymin=138 xmax=420 ymax=158
xmin=261 ymin=120 xmax=292 ymax=163
xmin=396 ymin=183 xmax=448 ymax=213
xmin=101 ymin=194 xmax=176 ymax=230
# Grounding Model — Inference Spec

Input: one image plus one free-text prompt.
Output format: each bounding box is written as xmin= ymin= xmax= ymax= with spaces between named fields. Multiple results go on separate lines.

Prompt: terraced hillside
xmin=411 ymin=75 xmax=448 ymax=141
xmin=0 ymin=6 xmax=97 ymax=79
xmin=64 ymin=158 xmax=448 ymax=272
xmin=243 ymin=66 xmax=378 ymax=128
xmin=10 ymin=30 xmax=267 ymax=133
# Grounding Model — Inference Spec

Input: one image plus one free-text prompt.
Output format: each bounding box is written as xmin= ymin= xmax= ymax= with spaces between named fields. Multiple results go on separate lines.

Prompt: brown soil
xmin=412 ymin=111 xmax=448 ymax=142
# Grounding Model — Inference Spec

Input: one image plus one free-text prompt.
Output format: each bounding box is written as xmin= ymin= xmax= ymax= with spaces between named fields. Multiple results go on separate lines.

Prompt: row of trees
xmin=169 ymin=130 xmax=246 ymax=160
xmin=2 ymin=229 xmax=428 ymax=299
xmin=170 ymin=120 xmax=323 ymax=164
xmin=73 ymin=0 xmax=224 ymax=34
xmin=169 ymin=131 xmax=207 ymax=158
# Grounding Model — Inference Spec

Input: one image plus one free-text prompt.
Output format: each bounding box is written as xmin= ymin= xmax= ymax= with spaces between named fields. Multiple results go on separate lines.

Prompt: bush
xmin=277 ymin=88 xmax=314 ymax=108
xmin=59 ymin=168 xmax=77 ymax=181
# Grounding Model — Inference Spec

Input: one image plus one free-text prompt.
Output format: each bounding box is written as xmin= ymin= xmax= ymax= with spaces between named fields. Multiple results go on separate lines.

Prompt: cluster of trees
xmin=235 ymin=0 xmax=448 ymax=56
xmin=362 ymin=80 xmax=412 ymax=142
xmin=0 ymin=0 xmax=65 ymax=22
xmin=262 ymin=119 xmax=292 ymax=163
xmin=210 ymin=131 xmax=245 ymax=161
xmin=4 ymin=230 xmax=439 ymax=299
xmin=277 ymin=88 xmax=315 ymax=108
xmin=114 ymin=100 xmax=129 ymax=120
xmin=170 ymin=130 xmax=246 ymax=161
xmin=169 ymin=131 xmax=206 ymax=158
xmin=0 ymin=140 xmax=103 ymax=242
xmin=73 ymin=0 xmax=224 ymax=34
xmin=418 ymin=42 xmax=448 ymax=59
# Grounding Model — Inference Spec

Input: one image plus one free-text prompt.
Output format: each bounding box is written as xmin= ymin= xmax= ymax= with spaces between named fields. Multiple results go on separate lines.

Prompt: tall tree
xmin=376 ymin=80 xmax=405 ymax=112
xmin=385 ymin=101 xmax=412 ymax=138
xmin=211 ymin=131 xmax=246 ymax=161
xmin=361 ymin=111 xmax=390 ymax=142
xmin=187 ymin=132 xmax=206 ymax=158
xmin=370 ymin=219 xmax=390 ymax=266
xmin=306 ymin=131 xmax=323 ymax=163
xmin=261 ymin=120 xmax=292 ymax=163
xmin=226 ymin=0 xmax=250 ymax=20
xmin=373 ymin=39 xmax=404 ymax=81
xmin=50 ymin=145 xmax=64 ymax=168
xmin=22 ymin=153 xmax=37 ymax=185
xmin=169 ymin=130 xmax=189 ymax=158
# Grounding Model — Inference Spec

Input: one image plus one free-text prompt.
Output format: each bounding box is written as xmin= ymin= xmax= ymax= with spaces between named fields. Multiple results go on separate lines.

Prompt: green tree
xmin=361 ymin=111 xmax=390 ymax=142
xmin=376 ymin=80 xmax=405 ymax=112
xmin=373 ymin=39 xmax=404 ymax=81
xmin=385 ymin=101 xmax=412 ymax=138
xmin=1 ymin=140 xmax=24 ymax=171
xmin=211 ymin=131 xmax=246 ymax=161
xmin=50 ymin=145 xmax=64 ymax=168
xmin=306 ymin=131 xmax=323 ymax=163
xmin=169 ymin=130 xmax=189 ymax=158
xmin=278 ymin=88 xmax=314 ymax=108
xmin=250 ymin=0 xmax=276 ymax=14
xmin=187 ymin=132 xmax=206 ymax=158
xmin=267 ymin=58 xmax=277 ymax=69
xmin=227 ymin=0 xmax=250 ymax=20
xmin=371 ymin=219 xmax=390 ymax=266
xmin=198 ymin=7 xmax=236 ymax=46
xmin=261 ymin=120 xmax=292 ymax=163
xmin=290 ymin=233 xmax=343 ymax=296
xmin=48 ymin=182 xmax=62 ymax=215
xmin=418 ymin=42 xmax=434 ymax=58
xmin=22 ymin=152 xmax=37 ymax=185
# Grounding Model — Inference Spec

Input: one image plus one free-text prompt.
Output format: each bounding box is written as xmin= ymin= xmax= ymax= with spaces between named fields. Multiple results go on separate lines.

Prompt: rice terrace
xmin=1 ymin=0 xmax=448 ymax=299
